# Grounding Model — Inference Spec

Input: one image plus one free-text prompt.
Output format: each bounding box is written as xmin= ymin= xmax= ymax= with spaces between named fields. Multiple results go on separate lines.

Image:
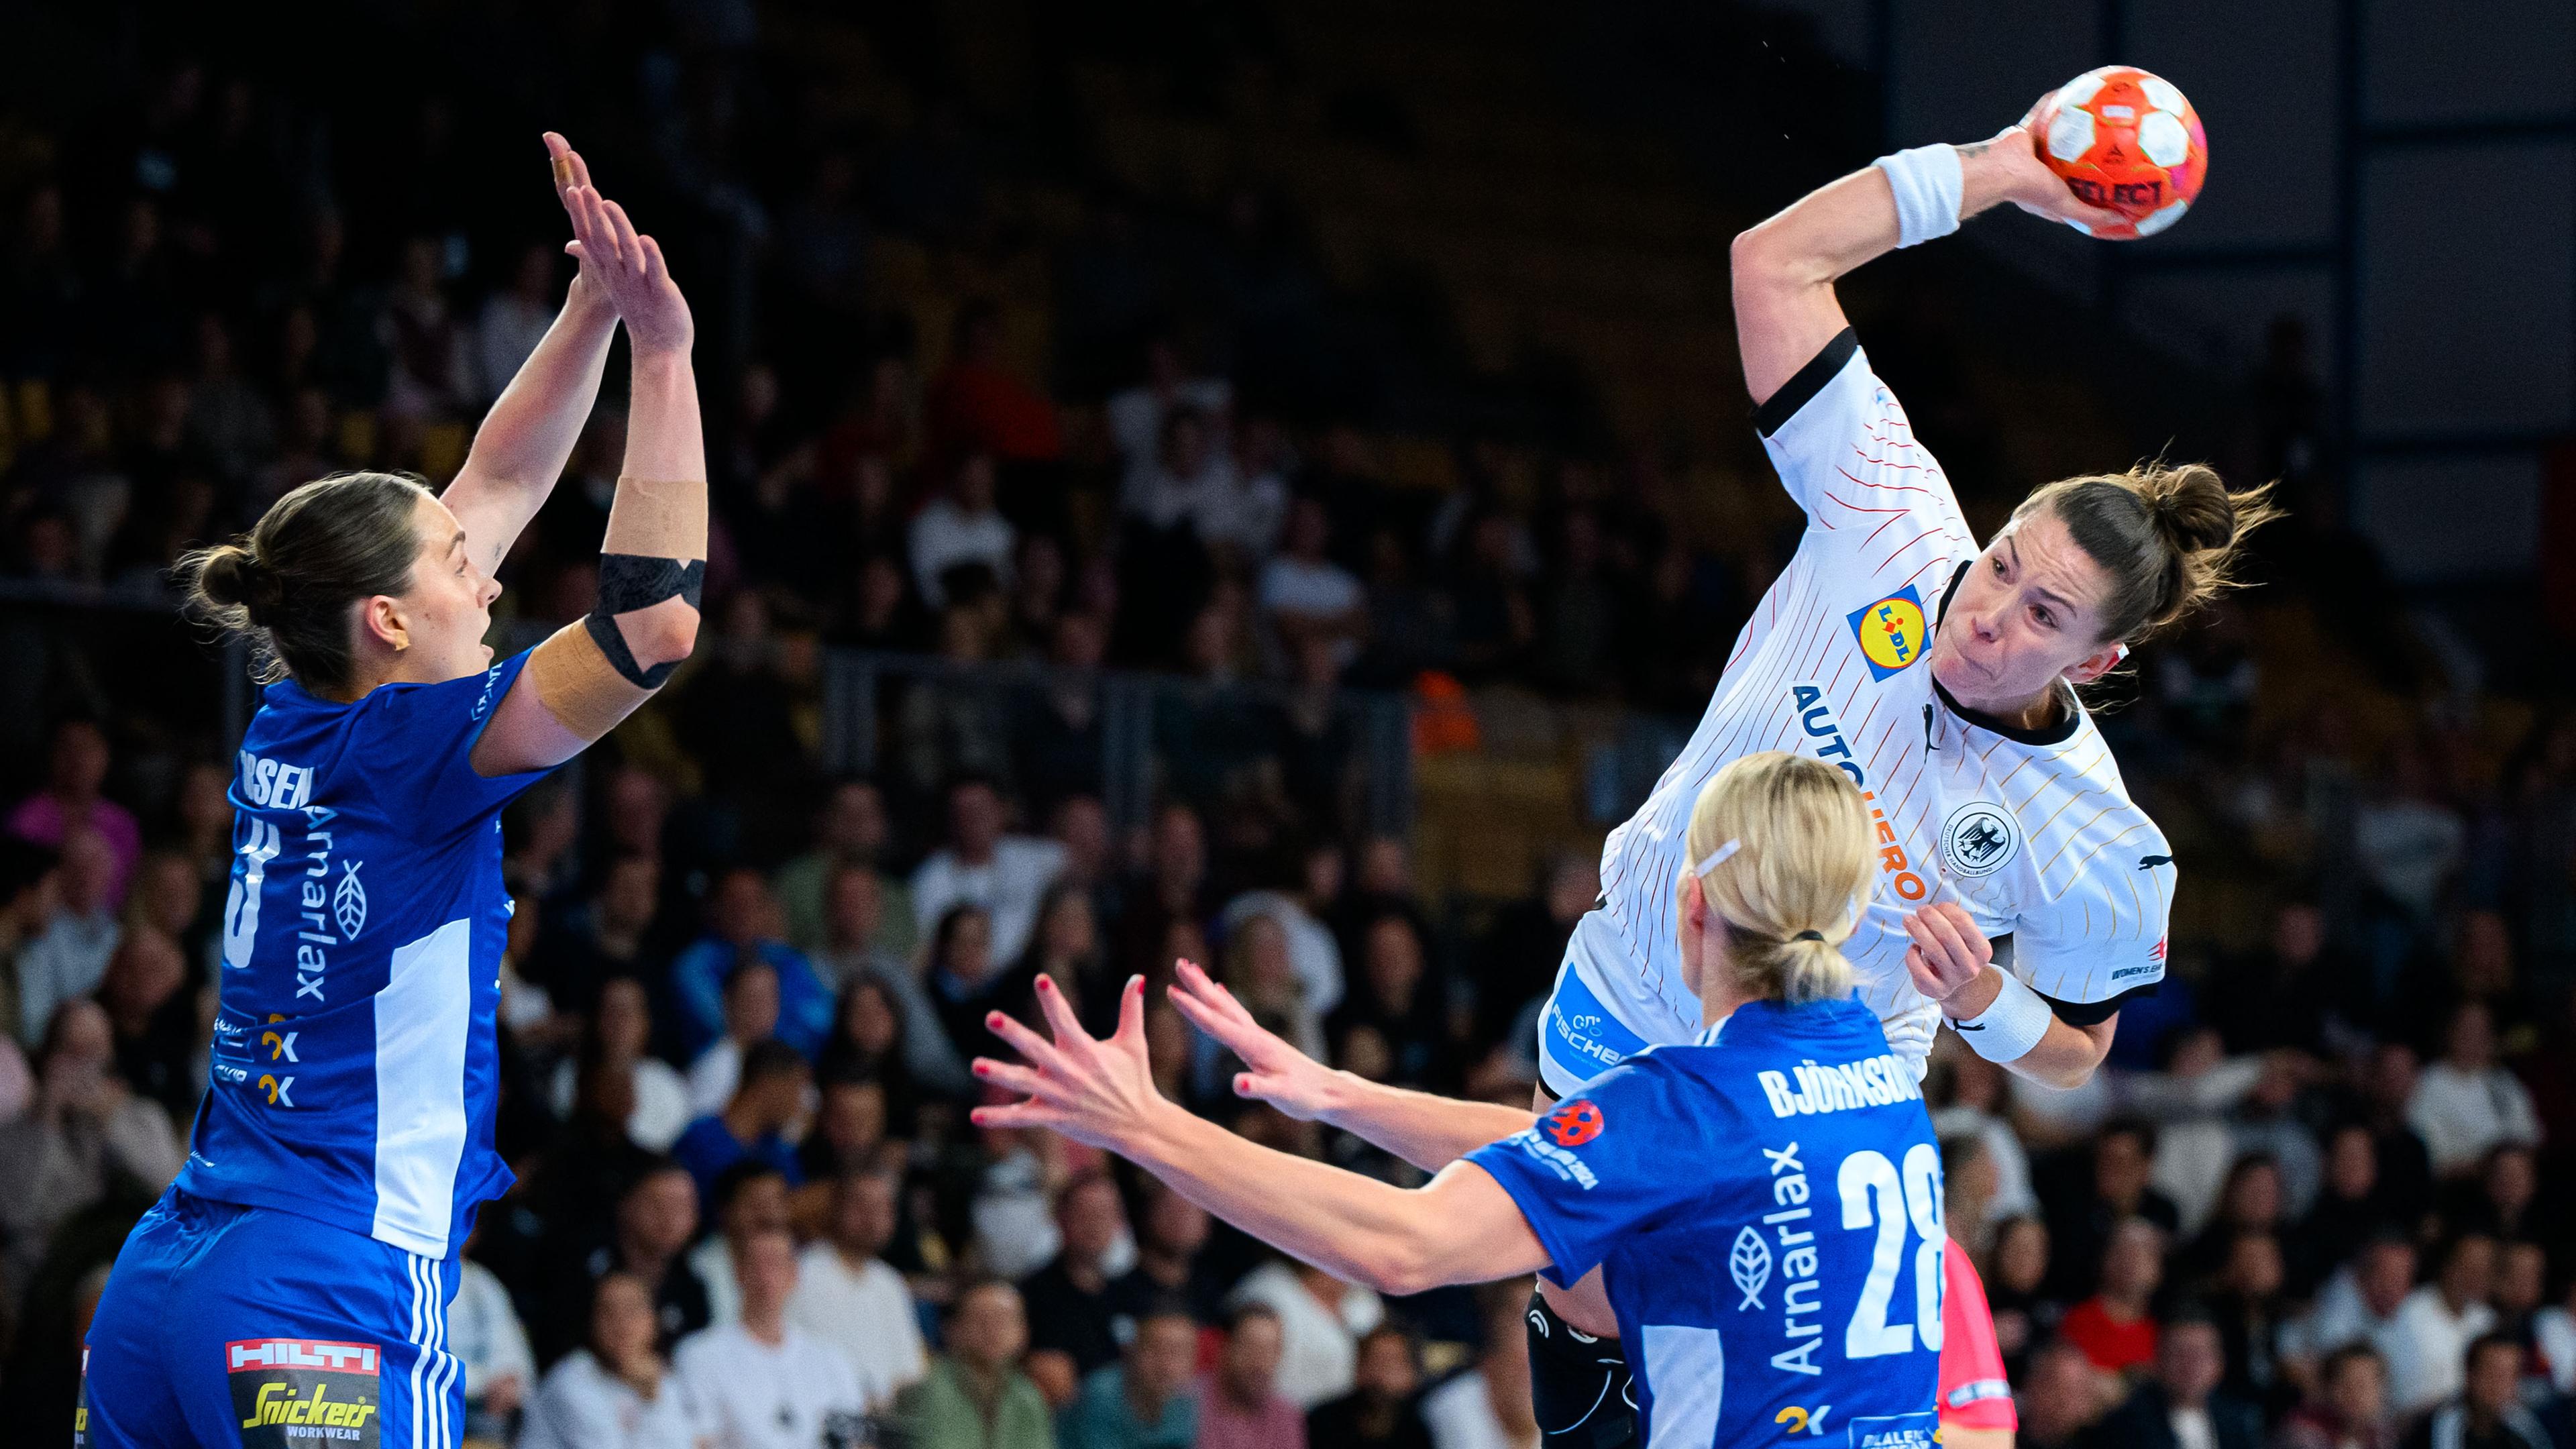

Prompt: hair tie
xmin=1792 ymin=930 xmax=1823 ymax=943
xmin=1690 ymin=839 xmax=1741 ymax=878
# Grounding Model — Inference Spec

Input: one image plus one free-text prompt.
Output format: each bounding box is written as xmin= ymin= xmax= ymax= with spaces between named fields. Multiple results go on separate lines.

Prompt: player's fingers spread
xmin=603 ymin=200 xmax=646 ymax=270
xmin=1032 ymin=972 xmax=1089 ymax=1044
xmin=985 ymin=1010 xmax=1071 ymax=1074
xmin=970 ymin=1102 xmax=1063 ymax=1132
xmin=1113 ymin=975 xmax=1146 ymax=1046
xmin=971 ymin=1058 xmax=1053 ymax=1100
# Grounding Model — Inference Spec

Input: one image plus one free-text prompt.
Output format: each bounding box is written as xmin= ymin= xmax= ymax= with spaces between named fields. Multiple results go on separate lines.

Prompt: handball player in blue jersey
xmin=79 ymin=138 xmax=705 ymax=1449
xmin=975 ymin=751 xmax=1947 ymax=1449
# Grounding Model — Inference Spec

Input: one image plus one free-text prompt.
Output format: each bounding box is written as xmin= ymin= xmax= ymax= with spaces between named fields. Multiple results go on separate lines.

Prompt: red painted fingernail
xmin=987 ymin=1012 xmax=1006 ymax=1027
xmin=973 ymin=1061 xmax=989 ymax=1075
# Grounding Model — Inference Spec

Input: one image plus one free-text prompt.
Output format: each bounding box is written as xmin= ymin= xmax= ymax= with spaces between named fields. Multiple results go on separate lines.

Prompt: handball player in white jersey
xmin=1169 ymin=87 xmax=2274 ymax=1449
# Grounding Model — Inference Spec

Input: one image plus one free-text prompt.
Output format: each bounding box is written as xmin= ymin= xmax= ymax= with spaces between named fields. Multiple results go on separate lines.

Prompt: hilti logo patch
xmin=227 ymin=1340 xmax=380 ymax=1374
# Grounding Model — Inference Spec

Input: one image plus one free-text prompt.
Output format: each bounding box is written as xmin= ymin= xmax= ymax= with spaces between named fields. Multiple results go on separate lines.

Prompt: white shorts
xmin=1533 ymin=909 xmax=1697 ymax=1098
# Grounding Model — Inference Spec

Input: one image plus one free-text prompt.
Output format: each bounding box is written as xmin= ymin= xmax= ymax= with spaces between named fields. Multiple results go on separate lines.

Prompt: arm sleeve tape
xmin=584 ymin=553 xmax=704 ymax=688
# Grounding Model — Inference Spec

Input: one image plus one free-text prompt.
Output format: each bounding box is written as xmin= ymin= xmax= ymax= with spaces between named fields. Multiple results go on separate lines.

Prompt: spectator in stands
xmin=1110 ymin=335 xmax=1232 ymax=503
xmin=2275 ymin=1344 xmax=2396 ymax=1449
xmin=1326 ymin=914 xmax=1452 ymax=1090
xmin=2046 ymin=1118 xmax=2182 ymax=1301
xmin=16 ymin=826 xmax=121 ymax=1046
xmin=2019 ymin=1337 xmax=2116 ymax=1449
xmin=1013 ymin=616 xmax=1111 ymax=814
xmin=799 ymin=1073 xmax=892 ymax=1185
xmin=1024 ymin=1169 xmax=1138 ymax=1384
xmin=9 ymin=718 xmax=139 ymax=907
xmin=2485 ymin=1239 xmax=2546 ymax=1362
xmin=1305 ymin=1324 xmax=1431 ymax=1449
xmin=2061 ymin=1217 xmax=2168 ymax=1375
xmin=788 ymin=1165 xmax=926 ymax=1411
xmin=2400 ymin=1336 xmax=2551 ymax=1449
xmin=2090 ymin=1311 xmax=2263 ymax=1449
xmin=450 ymin=1236 xmax=535 ymax=1442
xmin=1 ymin=998 xmax=175 ymax=1307
xmin=2357 ymin=1044 xmax=2438 ymax=1229
xmin=1059 ymin=1303 xmax=1200 ymax=1449
xmin=1417 ymin=1287 xmax=1538 ymax=1449
xmin=1229 ymin=1252 xmax=1385 ymax=1411
xmin=0 ymin=837 xmax=60 ymax=1047
xmin=928 ymin=299 xmax=1065 ymax=468
xmin=2182 ymin=1156 xmax=2292 ymax=1289
xmin=2447 ymin=1146 xmax=2541 ymax=1244
xmin=1115 ymin=1177 xmax=1222 ymax=1326
xmin=818 ymin=971 xmax=967 ymax=1133
xmin=552 ymin=976 xmax=691 ymax=1152
xmin=669 ymin=868 xmax=833 ymax=1060
xmin=519 ymin=1271 xmax=695 ymax=1449
xmin=97 ymin=926 xmax=196 ymax=1124
xmin=2298 ymin=1124 xmax=2397 ymax=1297
xmin=1118 ymin=803 xmax=1212 ymax=981
xmin=914 ymin=775 xmax=1069 ymax=969
xmin=2385 ymin=1234 xmax=2499 ymax=1417
xmin=928 ymin=902 xmax=1041 ymax=1064
xmin=689 ymin=1161 xmax=792 ymax=1327
xmin=2208 ymin=1230 xmax=2296 ymax=1418
xmin=1986 ymin=1215 xmax=2059 ymax=1378
xmin=2530 ymin=1271 xmax=2576 ymax=1396
xmin=913 ymin=452 xmax=1017 ymax=609
xmin=2408 ymin=1003 xmax=2541 ymax=1178
xmin=775 ymin=777 xmax=913 ymax=962
xmin=671 ymin=1040 xmax=810 ymax=1210
xmin=901 ymin=1277 xmax=1055 ymax=1449
xmin=473 ymin=241 xmax=562 ymax=404
xmin=1020 ymin=881 xmax=1110 ymax=1034
xmin=674 ymin=1228 xmax=865 ymax=1449
xmin=544 ymin=1161 xmax=711 ymax=1362
xmin=687 ymin=957 xmax=781 ymax=1119
xmin=1257 ymin=497 xmax=1362 ymax=669
xmin=1196 ymin=1302 xmax=1303 ymax=1449
xmin=529 ymin=852 xmax=664 ymax=1023
xmin=2289 ymin=1234 xmax=2417 ymax=1389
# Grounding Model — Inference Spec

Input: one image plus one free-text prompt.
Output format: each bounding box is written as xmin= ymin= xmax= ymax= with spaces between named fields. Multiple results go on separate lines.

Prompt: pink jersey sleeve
xmin=1939 ymin=1237 xmax=2017 ymax=1431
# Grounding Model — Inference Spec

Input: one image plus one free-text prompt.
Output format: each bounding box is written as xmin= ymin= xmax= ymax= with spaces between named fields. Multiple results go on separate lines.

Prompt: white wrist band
xmin=1874 ymin=144 xmax=1965 ymax=249
xmin=1951 ymin=969 xmax=2051 ymax=1063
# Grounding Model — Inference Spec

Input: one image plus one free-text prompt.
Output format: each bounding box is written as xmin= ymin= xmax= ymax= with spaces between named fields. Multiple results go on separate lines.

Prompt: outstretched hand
xmin=544 ymin=131 xmax=693 ymax=354
xmin=1166 ymin=958 xmax=1343 ymax=1120
xmin=971 ymin=973 xmax=1174 ymax=1152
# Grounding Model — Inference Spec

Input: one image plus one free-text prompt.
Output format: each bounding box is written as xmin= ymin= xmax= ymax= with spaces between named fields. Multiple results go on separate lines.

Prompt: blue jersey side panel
xmin=179 ymin=652 xmax=551 ymax=1258
xmin=1468 ymin=998 xmax=1943 ymax=1449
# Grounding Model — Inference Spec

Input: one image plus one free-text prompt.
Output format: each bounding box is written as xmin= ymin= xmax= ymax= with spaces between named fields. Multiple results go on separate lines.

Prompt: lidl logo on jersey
xmin=1845 ymin=586 xmax=1929 ymax=680
xmin=227 ymin=1338 xmax=380 ymax=1447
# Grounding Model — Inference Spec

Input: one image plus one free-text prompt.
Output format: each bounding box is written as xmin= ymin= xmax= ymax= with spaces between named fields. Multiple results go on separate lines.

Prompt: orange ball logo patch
xmin=1542 ymin=1099 xmax=1605 ymax=1148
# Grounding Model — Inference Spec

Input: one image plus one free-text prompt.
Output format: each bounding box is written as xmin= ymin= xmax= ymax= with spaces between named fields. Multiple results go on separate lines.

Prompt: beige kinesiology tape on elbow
xmin=527 ymin=628 xmax=647 ymax=739
xmin=601 ymin=476 xmax=708 ymax=560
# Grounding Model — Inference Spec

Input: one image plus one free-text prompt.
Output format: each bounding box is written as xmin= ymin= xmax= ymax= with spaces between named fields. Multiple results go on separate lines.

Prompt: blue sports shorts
xmin=78 ymin=1187 xmax=464 ymax=1449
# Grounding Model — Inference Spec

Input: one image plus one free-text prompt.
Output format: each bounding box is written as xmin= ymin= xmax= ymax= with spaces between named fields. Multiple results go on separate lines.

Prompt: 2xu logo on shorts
xmin=227 ymin=1338 xmax=382 ymax=1448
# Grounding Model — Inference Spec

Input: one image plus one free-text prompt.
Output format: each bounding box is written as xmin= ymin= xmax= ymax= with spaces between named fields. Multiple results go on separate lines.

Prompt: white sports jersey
xmin=1544 ymin=331 xmax=2172 ymax=1089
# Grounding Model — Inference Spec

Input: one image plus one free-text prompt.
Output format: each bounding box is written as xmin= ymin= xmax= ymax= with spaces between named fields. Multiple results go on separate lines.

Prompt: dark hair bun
xmin=191 ymin=544 xmax=275 ymax=619
xmin=2142 ymin=464 xmax=2239 ymax=555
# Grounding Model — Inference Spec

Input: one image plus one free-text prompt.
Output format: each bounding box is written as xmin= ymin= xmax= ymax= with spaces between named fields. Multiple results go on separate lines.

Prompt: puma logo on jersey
xmin=2139 ymin=855 xmax=2173 ymax=869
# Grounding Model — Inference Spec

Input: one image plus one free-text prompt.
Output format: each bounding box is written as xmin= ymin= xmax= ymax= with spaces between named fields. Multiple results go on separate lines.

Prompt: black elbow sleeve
xmin=586 ymin=553 xmax=705 ymax=688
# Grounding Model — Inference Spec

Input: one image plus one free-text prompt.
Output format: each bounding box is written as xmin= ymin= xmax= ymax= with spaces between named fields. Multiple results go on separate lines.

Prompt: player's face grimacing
xmin=1928 ymin=508 xmax=2126 ymax=715
xmin=366 ymin=491 xmax=504 ymax=685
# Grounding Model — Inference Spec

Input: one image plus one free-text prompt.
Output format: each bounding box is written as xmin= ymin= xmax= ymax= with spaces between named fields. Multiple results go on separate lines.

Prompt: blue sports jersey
xmin=177 ymin=651 xmax=551 ymax=1258
xmin=1468 ymin=997 xmax=1943 ymax=1449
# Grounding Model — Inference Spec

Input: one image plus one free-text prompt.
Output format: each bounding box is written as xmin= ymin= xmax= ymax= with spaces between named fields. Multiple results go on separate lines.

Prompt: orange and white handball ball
xmin=2029 ymin=66 xmax=2208 ymax=239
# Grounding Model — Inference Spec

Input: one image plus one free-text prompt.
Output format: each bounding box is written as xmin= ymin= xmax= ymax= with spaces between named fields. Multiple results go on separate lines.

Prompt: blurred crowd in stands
xmin=0 ymin=6 xmax=2567 ymax=1449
